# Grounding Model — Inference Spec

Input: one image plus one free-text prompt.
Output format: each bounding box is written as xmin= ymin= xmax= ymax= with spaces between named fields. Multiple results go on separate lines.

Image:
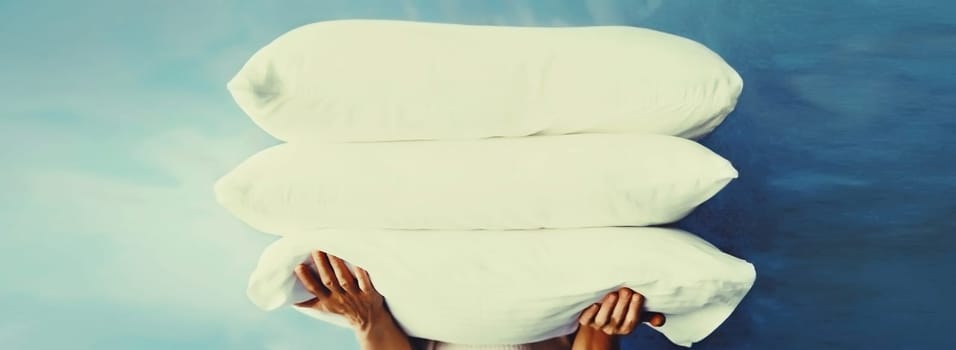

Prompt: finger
xmin=293 ymin=297 xmax=320 ymax=308
xmin=294 ymin=264 xmax=329 ymax=298
xmin=354 ymin=266 xmax=377 ymax=294
xmin=328 ymin=254 xmax=358 ymax=294
xmin=313 ymin=251 xmax=342 ymax=294
xmin=609 ymin=288 xmax=634 ymax=329
xmin=578 ymin=304 xmax=600 ymax=326
xmin=592 ymin=293 xmax=618 ymax=329
xmin=644 ymin=312 xmax=666 ymax=327
xmin=619 ymin=293 xmax=644 ymax=334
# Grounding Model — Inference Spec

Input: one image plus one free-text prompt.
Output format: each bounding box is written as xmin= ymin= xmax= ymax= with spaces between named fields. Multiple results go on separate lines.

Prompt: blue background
xmin=1 ymin=1 xmax=953 ymax=349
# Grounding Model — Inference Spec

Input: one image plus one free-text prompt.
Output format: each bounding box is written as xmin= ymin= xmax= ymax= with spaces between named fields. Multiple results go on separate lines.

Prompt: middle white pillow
xmin=214 ymin=134 xmax=737 ymax=234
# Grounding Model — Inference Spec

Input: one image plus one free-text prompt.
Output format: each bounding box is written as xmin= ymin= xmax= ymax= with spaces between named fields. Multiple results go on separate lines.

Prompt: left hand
xmin=292 ymin=251 xmax=389 ymax=333
xmin=578 ymin=288 xmax=666 ymax=335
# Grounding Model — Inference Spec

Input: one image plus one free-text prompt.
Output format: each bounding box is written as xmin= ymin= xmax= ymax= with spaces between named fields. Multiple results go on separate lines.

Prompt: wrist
xmin=572 ymin=324 xmax=615 ymax=350
xmin=355 ymin=308 xmax=397 ymax=339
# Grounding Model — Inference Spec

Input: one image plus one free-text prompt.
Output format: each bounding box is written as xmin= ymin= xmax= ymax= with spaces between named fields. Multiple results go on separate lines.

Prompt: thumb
xmin=642 ymin=312 xmax=666 ymax=327
xmin=294 ymin=298 xmax=320 ymax=308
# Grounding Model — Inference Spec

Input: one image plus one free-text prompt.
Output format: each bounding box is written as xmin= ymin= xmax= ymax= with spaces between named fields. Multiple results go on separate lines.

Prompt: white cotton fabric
xmin=214 ymin=134 xmax=737 ymax=234
xmin=227 ymin=19 xmax=743 ymax=143
xmin=247 ymin=227 xmax=756 ymax=347
xmin=425 ymin=340 xmax=547 ymax=350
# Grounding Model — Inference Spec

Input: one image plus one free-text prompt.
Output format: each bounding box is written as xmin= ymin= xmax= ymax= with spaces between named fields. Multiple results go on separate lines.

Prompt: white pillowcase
xmin=248 ymin=227 xmax=756 ymax=347
xmin=214 ymin=134 xmax=737 ymax=234
xmin=227 ymin=19 xmax=743 ymax=143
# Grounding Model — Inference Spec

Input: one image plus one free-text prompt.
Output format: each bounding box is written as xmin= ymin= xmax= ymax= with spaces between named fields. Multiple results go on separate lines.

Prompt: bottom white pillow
xmin=247 ymin=227 xmax=756 ymax=347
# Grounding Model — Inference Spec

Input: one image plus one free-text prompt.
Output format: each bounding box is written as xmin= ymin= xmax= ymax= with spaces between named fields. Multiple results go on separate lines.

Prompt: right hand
xmin=578 ymin=288 xmax=666 ymax=335
xmin=293 ymin=250 xmax=389 ymax=333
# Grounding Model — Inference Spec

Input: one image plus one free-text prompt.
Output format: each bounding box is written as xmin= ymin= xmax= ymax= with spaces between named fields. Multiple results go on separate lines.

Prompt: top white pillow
xmin=228 ymin=19 xmax=742 ymax=143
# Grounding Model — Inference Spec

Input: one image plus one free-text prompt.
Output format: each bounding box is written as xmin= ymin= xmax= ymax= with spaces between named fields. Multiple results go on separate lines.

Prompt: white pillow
xmin=227 ymin=19 xmax=743 ymax=143
xmin=214 ymin=134 xmax=737 ymax=234
xmin=248 ymin=227 xmax=756 ymax=347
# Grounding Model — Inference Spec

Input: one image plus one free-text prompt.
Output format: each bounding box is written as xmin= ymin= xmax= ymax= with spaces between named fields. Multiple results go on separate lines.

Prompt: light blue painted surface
xmin=1 ymin=1 xmax=952 ymax=349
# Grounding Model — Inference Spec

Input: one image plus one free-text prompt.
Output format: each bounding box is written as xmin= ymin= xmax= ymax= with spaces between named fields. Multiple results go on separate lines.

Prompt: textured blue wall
xmin=648 ymin=2 xmax=956 ymax=349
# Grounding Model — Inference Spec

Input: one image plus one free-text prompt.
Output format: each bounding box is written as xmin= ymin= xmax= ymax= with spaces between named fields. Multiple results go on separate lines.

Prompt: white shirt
xmin=424 ymin=335 xmax=571 ymax=350
xmin=426 ymin=343 xmax=534 ymax=350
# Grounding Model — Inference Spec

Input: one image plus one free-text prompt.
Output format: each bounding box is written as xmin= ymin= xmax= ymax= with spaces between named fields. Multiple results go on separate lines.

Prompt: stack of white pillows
xmin=216 ymin=19 xmax=756 ymax=348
